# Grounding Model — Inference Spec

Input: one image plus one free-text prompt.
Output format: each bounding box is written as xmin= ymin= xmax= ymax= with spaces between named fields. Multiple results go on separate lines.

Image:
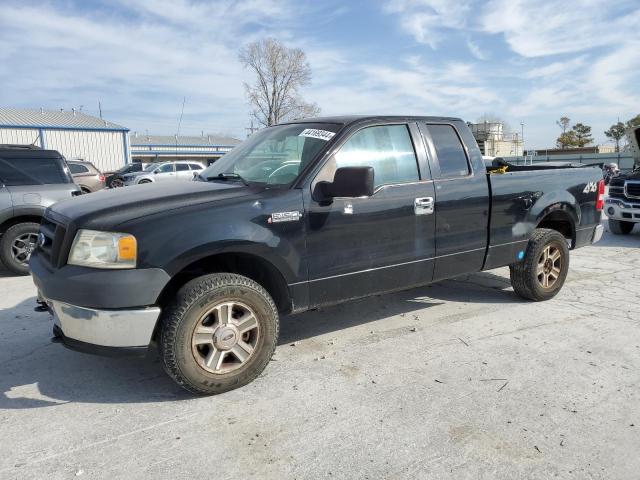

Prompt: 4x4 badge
xmin=268 ymin=211 xmax=302 ymax=224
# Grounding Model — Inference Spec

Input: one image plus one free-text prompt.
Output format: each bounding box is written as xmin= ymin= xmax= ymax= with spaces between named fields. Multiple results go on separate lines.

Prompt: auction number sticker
xmin=299 ymin=129 xmax=335 ymax=141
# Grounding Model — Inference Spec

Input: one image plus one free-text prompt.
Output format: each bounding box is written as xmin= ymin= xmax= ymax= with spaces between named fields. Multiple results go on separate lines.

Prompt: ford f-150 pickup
xmin=30 ymin=116 xmax=605 ymax=395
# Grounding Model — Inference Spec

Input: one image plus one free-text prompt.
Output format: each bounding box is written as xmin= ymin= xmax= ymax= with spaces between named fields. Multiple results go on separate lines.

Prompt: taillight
xmin=595 ymin=179 xmax=605 ymax=211
xmin=99 ymin=174 xmax=105 ymax=182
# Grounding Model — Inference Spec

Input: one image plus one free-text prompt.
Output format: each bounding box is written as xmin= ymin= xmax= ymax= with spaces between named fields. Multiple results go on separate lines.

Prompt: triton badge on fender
xmin=268 ymin=211 xmax=303 ymax=224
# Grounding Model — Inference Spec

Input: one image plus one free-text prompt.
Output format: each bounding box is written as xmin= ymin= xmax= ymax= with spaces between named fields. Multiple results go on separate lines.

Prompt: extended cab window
xmin=334 ymin=125 xmax=419 ymax=188
xmin=0 ymin=156 xmax=68 ymax=185
xmin=427 ymin=124 xmax=470 ymax=178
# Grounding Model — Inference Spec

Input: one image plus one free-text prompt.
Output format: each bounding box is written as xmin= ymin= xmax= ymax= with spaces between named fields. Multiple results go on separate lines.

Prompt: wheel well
xmin=157 ymin=252 xmax=292 ymax=314
xmin=0 ymin=215 xmax=42 ymax=235
xmin=537 ymin=211 xmax=575 ymax=246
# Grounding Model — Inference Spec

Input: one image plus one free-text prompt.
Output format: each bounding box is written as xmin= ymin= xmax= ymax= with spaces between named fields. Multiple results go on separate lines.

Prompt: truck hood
xmin=46 ymin=180 xmax=254 ymax=229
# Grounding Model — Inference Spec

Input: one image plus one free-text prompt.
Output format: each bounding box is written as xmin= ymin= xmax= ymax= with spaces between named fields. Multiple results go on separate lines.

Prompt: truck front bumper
xmin=30 ymin=252 xmax=170 ymax=356
xmin=46 ymin=299 xmax=161 ymax=356
xmin=605 ymin=198 xmax=640 ymax=223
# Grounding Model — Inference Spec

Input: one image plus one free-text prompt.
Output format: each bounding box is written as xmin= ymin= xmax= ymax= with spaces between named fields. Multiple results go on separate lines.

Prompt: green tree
xmin=572 ymin=123 xmax=593 ymax=147
xmin=604 ymin=122 xmax=626 ymax=152
xmin=626 ymin=114 xmax=640 ymax=128
xmin=556 ymin=130 xmax=578 ymax=149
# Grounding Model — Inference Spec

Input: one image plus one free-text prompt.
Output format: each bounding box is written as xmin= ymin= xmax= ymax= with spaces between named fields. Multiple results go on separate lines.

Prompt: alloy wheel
xmin=191 ymin=301 xmax=260 ymax=374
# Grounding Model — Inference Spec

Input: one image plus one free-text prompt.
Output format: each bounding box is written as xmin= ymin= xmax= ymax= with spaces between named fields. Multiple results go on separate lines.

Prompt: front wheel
xmin=0 ymin=222 xmax=40 ymax=275
xmin=138 ymin=179 xmax=152 ymax=184
xmin=510 ymin=228 xmax=570 ymax=301
xmin=159 ymin=273 xmax=279 ymax=395
xmin=608 ymin=219 xmax=634 ymax=235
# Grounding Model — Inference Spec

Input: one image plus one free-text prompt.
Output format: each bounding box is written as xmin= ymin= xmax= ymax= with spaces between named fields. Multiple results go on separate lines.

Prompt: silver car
xmin=122 ymin=161 xmax=204 ymax=185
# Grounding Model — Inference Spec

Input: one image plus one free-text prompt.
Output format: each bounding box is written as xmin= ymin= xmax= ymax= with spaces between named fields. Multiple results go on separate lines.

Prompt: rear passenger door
xmin=175 ymin=163 xmax=192 ymax=180
xmin=419 ymin=122 xmax=490 ymax=281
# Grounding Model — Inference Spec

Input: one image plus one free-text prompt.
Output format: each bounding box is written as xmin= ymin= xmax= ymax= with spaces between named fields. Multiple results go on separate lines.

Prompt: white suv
xmin=122 ymin=161 xmax=204 ymax=185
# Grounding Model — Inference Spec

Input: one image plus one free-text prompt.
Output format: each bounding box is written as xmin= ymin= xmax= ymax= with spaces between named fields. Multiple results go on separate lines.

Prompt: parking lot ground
xmin=1 ymin=223 xmax=639 ymax=479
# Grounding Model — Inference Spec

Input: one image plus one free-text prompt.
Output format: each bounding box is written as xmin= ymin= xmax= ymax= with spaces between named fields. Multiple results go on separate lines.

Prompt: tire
xmin=159 ymin=273 xmax=279 ymax=395
xmin=608 ymin=219 xmax=634 ymax=235
xmin=110 ymin=178 xmax=124 ymax=188
xmin=0 ymin=222 xmax=40 ymax=275
xmin=138 ymin=179 xmax=152 ymax=184
xmin=509 ymin=228 xmax=570 ymax=301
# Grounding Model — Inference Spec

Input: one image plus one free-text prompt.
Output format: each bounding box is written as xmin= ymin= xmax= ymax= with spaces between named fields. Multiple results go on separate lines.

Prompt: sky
xmin=0 ymin=0 xmax=638 ymax=148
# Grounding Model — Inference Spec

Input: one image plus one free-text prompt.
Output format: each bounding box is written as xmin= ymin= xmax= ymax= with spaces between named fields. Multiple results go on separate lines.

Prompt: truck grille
xmin=38 ymin=217 xmax=68 ymax=268
xmin=625 ymin=181 xmax=640 ymax=199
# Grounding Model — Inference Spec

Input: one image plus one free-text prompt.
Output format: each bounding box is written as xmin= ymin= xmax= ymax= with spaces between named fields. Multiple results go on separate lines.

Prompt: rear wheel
xmin=510 ymin=228 xmax=569 ymax=301
xmin=608 ymin=219 xmax=634 ymax=235
xmin=159 ymin=273 xmax=279 ymax=395
xmin=110 ymin=178 xmax=124 ymax=188
xmin=0 ymin=222 xmax=40 ymax=275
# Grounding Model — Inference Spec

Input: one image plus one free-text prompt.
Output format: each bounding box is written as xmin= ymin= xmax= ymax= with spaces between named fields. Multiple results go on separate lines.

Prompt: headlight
xmin=68 ymin=230 xmax=137 ymax=269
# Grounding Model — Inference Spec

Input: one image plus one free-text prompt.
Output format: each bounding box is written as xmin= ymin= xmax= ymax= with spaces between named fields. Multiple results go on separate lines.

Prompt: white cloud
xmin=481 ymin=0 xmax=640 ymax=58
xmin=385 ymin=0 xmax=472 ymax=48
xmin=466 ymin=39 xmax=488 ymax=60
xmin=0 ymin=1 xmax=295 ymax=136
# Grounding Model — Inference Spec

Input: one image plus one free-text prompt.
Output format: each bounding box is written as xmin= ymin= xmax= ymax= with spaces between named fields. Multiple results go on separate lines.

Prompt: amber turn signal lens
xmin=117 ymin=236 xmax=137 ymax=261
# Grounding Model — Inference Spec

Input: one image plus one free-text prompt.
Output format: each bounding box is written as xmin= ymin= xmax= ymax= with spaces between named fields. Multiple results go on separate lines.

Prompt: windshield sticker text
xmin=299 ymin=129 xmax=335 ymax=141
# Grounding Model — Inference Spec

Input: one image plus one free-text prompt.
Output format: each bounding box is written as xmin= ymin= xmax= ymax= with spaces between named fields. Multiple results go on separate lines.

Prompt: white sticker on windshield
xmin=299 ymin=128 xmax=335 ymax=141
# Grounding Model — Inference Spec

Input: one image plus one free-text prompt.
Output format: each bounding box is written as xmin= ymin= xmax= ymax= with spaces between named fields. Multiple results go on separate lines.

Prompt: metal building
xmin=0 ymin=108 xmax=130 ymax=172
xmin=129 ymin=133 xmax=240 ymax=166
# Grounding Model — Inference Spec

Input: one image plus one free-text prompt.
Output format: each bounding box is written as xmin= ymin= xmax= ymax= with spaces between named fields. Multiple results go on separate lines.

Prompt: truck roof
xmin=281 ymin=115 xmax=463 ymax=126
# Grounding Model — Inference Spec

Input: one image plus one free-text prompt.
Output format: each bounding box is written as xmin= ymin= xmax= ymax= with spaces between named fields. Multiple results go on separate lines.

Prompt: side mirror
xmin=318 ymin=166 xmax=374 ymax=200
xmin=154 ymin=170 xmax=159 ymax=174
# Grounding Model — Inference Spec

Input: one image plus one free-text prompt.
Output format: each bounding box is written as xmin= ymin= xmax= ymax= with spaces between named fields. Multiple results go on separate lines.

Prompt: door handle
xmin=414 ymin=197 xmax=434 ymax=215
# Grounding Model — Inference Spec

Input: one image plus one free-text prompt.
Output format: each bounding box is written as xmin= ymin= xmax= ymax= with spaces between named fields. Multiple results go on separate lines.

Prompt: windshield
xmin=200 ymin=123 xmax=341 ymax=186
xmin=144 ymin=163 xmax=159 ymax=172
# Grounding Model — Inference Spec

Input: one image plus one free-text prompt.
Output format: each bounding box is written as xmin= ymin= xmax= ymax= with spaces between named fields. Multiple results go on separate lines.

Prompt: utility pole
xmin=245 ymin=119 xmax=258 ymax=137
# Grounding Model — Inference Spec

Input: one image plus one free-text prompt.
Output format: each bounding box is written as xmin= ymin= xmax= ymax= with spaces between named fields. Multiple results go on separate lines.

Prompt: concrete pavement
xmin=1 ymin=224 xmax=639 ymax=479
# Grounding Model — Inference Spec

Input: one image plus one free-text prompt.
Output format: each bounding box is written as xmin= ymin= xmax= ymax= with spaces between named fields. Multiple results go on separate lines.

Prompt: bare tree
xmin=239 ymin=38 xmax=320 ymax=127
xmin=556 ymin=116 xmax=570 ymax=134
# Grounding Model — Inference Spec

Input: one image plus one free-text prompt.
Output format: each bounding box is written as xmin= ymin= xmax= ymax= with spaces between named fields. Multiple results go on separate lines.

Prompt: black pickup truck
xmin=30 ymin=116 xmax=604 ymax=395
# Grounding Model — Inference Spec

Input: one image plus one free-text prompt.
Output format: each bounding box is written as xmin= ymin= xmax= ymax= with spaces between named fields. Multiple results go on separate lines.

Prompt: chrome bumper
xmin=48 ymin=300 xmax=161 ymax=348
xmin=592 ymin=224 xmax=604 ymax=244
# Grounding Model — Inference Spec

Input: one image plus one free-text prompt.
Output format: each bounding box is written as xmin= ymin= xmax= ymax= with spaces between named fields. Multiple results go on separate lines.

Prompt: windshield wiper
xmin=206 ymin=172 xmax=249 ymax=186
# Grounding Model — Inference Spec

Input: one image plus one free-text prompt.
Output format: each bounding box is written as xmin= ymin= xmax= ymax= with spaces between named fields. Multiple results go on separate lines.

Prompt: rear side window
xmin=335 ymin=124 xmax=419 ymax=188
xmin=176 ymin=164 xmax=190 ymax=171
xmin=189 ymin=163 xmax=203 ymax=170
xmin=69 ymin=163 xmax=89 ymax=174
xmin=427 ymin=124 xmax=470 ymax=178
xmin=0 ymin=156 xmax=68 ymax=185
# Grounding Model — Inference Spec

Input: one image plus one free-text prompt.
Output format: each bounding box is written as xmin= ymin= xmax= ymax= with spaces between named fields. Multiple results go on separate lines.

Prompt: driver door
xmin=304 ymin=123 xmax=436 ymax=307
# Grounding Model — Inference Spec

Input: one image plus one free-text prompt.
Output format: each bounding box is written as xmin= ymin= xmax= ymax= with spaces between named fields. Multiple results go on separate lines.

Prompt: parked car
xmin=66 ymin=160 xmax=106 ymax=193
xmin=122 ymin=161 xmax=205 ymax=185
xmin=0 ymin=145 xmax=80 ymax=274
xmin=30 ymin=116 xmax=604 ymax=394
xmin=605 ymin=124 xmax=640 ymax=235
xmin=106 ymin=162 xmax=149 ymax=188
